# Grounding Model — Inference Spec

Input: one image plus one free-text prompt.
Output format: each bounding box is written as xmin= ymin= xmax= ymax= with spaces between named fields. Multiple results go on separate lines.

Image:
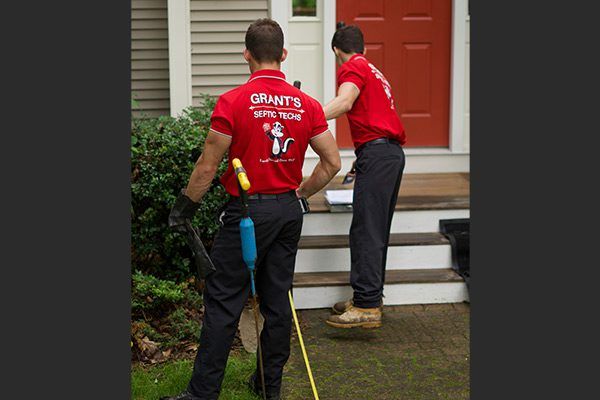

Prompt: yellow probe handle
xmin=232 ymin=158 xmax=251 ymax=191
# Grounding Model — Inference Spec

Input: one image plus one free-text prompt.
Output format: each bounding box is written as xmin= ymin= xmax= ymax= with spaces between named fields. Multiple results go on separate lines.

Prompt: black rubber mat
xmin=439 ymin=219 xmax=470 ymax=295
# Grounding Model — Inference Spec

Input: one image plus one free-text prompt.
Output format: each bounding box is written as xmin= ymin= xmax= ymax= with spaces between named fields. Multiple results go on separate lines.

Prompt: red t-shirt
xmin=337 ymin=54 xmax=406 ymax=149
xmin=211 ymin=69 xmax=330 ymax=196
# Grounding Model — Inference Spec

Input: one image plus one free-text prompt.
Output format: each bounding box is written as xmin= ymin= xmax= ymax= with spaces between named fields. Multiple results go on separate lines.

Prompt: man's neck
xmin=339 ymin=52 xmax=360 ymax=64
xmin=249 ymin=61 xmax=281 ymax=74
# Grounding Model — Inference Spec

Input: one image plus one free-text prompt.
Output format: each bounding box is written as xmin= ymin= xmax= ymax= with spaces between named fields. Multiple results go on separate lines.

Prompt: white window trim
xmin=289 ymin=0 xmax=321 ymax=22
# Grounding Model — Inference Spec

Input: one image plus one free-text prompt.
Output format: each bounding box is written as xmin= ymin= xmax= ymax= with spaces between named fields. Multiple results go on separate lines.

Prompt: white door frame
xmin=269 ymin=0 xmax=290 ymax=78
xmin=449 ymin=0 xmax=469 ymax=153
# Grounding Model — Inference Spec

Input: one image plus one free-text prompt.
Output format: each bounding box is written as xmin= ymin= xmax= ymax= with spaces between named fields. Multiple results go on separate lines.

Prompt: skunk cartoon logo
xmin=264 ymin=121 xmax=294 ymax=158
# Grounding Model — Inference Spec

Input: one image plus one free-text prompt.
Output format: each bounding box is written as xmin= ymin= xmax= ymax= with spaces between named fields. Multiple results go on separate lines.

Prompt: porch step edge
xmin=298 ymin=232 xmax=449 ymax=249
xmin=293 ymin=268 xmax=463 ymax=288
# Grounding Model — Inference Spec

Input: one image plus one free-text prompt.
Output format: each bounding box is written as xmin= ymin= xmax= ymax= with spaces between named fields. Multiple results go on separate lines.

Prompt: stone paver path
xmin=281 ymin=303 xmax=470 ymax=400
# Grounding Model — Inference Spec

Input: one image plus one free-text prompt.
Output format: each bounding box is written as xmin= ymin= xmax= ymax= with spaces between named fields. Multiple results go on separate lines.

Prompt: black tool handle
xmin=293 ymin=80 xmax=301 ymax=89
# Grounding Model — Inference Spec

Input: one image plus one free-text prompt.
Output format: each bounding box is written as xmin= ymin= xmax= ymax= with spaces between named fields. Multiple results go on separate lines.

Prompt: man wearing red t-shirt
xmin=323 ymin=25 xmax=406 ymax=329
xmin=165 ymin=19 xmax=341 ymax=400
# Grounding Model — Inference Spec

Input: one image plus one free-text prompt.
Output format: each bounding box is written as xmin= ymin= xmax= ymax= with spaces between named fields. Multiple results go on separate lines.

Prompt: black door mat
xmin=440 ymin=218 xmax=470 ymax=295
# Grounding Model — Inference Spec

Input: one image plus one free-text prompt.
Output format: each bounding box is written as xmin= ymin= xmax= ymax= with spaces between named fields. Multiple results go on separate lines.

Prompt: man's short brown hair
xmin=331 ymin=25 xmax=364 ymax=54
xmin=245 ymin=18 xmax=284 ymax=63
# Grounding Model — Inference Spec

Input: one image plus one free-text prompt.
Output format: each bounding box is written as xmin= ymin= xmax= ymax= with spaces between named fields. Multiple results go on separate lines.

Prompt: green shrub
xmin=131 ymin=96 xmax=230 ymax=280
xmin=132 ymin=271 xmax=185 ymax=315
xmin=131 ymin=271 xmax=205 ymax=354
xmin=166 ymin=308 xmax=201 ymax=345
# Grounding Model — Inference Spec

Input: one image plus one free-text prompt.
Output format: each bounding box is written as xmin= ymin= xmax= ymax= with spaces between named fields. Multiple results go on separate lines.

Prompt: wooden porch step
xmin=308 ymin=172 xmax=470 ymax=213
xmin=298 ymin=232 xmax=449 ymax=249
xmin=293 ymin=268 xmax=463 ymax=288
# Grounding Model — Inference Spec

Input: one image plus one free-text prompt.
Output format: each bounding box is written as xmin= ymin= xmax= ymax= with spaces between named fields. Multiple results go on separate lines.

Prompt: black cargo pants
xmin=187 ymin=191 xmax=303 ymax=399
xmin=350 ymin=139 xmax=406 ymax=308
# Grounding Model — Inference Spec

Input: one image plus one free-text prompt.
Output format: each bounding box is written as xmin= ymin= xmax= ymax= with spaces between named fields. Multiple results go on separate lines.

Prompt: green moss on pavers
xmin=282 ymin=304 xmax=469 ymax=399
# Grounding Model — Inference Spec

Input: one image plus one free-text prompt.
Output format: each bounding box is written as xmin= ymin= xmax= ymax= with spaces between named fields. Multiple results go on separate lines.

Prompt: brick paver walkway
xmin=281 ymin=303 xmax=470 ymax=400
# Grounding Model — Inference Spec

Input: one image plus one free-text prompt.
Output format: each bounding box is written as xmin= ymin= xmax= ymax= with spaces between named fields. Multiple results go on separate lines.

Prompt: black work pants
xmin=350 ymin=140 xmax=405 ymax=308
xmin=187 ymin=192 xmax=303 ymax=399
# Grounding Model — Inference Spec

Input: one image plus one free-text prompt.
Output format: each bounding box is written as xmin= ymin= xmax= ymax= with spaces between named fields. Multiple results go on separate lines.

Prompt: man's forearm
xmin=323 ymin=95 xmax=352 ymax=120
xmin=297 ymin=160 xmax=340 ymax=199
xmin=184 ymin=157 xmax=218 ymax=203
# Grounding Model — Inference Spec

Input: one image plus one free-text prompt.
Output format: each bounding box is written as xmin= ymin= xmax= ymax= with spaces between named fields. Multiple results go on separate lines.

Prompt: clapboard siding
xmin=191 ymin=10 xmax=267 ymax=21
xmin=132 ymin=80 xmax=171 ymax=90
xmin=191 ymin=32 xmax=246 ymax=43
xmin=131 ymin=0 xmax=170 ymax=118
xmin=190 ymin=0 xmax=268 ymax=106
xmin=192 ymin=53 xmax=246 ymax=64
xmin=190 ymin=1 xmax=267 ymax=11
xmin=192 ymin=64 xmax=249 ymax=75
xmin=191 ymin=21 xmax=257 ymax=32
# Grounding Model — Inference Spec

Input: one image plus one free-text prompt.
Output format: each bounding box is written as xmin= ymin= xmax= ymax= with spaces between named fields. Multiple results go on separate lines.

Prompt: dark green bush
xmin=131 ymin=271 xmax=203 ymax=351
xmin=131 ymin=97 xmax=230 ymax=280
xmin=131 ymin=270 xmax=186 ymax=315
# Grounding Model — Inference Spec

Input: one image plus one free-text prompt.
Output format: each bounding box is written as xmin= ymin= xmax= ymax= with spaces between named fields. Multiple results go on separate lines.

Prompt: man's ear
xmin=243 ymin=48 xmax=252 ymax=63
xmin=363 ymin=47 xmax=368 ymax=56
xmin=281 ymin=48 xmax=288 ymax=63
xmin=333 ymin=47 xmax=343 ymax=65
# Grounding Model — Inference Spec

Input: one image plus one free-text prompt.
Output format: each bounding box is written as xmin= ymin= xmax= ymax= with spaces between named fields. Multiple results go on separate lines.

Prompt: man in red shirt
xmin=165 ymin=19 xmax=341 ymax=400
xmin=323 ymin=24 xmax=406 ymax=329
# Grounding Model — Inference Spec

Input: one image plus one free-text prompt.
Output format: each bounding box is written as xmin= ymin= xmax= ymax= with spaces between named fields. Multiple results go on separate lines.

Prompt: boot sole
xmin=325 ymin=320 xmax=382 ymax=329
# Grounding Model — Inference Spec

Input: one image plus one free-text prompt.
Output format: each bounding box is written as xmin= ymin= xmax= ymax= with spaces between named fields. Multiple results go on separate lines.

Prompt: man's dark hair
xmin=245 ymin=18 xmax=284 ymax=63
xmin=331 ymin=24 xmax=364 ymax=54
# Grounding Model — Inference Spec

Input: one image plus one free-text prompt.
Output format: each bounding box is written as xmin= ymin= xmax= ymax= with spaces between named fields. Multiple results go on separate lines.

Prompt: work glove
xmin=168 ymin=189 xmax=200 ymax=233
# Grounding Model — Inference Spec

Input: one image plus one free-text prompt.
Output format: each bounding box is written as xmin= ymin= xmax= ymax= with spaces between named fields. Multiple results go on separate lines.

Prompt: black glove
xmin=168 ymin=190 xmax=200 ymax=232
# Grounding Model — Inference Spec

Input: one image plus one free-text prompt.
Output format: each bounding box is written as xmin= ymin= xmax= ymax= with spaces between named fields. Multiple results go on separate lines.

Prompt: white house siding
xmin=464 ymin=14 xmax=470 ymax=152
xmin=189 ymin=0 xmax=268 ymax=105
xmin=131 ymin=0 xmax=171 ymax=118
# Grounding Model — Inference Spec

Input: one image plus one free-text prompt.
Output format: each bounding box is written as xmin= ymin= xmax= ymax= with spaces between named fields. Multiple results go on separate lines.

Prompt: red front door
xmin=336 ymin=0 xmax=452 ymax=148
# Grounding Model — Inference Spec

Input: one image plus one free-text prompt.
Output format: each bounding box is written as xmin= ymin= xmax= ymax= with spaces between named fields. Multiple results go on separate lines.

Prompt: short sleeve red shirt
xmin=211 ymin=69 xmax=330 ymax=196
xmin=337 ymin=54 xmax=406 ymax=149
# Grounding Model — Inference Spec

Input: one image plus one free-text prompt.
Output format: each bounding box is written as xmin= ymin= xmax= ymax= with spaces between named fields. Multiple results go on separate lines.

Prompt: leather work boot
xmin=159 ymin=391 xmax=200 ymax=400
xmin=326 ymin=305 xmax=382 ymax=329
xmin=248 ymin=373 xmax=281 ymax=400
xmin=332 ymin=299 xmax=353 ymax=315
xmin=332 ymin=299 xmax=383 ymax=315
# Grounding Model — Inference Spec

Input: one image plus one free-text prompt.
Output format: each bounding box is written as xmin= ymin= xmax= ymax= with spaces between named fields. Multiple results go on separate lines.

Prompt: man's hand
xmin=297 ymin=131 xmax=341 ymax=199
xmin=323 ymin=82 xmax=360 ymax=120
xmin=342 ymin=160 xmax=357 ymax=185
xmin=168 ymin=190 xmax=200 ymax=232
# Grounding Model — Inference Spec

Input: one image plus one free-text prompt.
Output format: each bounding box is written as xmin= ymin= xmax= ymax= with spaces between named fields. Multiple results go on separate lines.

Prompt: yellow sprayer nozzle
xmin=232 ymin=158 xmax=251 ymax=191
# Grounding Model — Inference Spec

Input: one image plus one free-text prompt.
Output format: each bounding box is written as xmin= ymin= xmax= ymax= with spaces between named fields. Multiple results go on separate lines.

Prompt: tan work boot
xmin=331 ymin=299 xmax=383 ymax=315
xmin=326 ymin=305 xmax=382 ymax=329
xmin=332 ymin=299 xmax=353 ymax=315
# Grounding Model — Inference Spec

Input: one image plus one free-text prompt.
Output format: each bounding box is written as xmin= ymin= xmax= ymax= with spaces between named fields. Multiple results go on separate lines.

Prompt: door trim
xmin=449 ymin=0 xmax=469 ymax=153
xmin=323 ymin=0 xmax=337 ymax=138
